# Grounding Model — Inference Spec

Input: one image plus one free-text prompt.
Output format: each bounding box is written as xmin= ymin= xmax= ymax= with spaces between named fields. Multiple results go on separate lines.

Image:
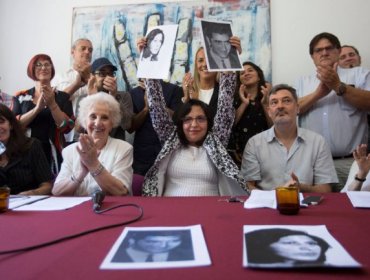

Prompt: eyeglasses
xmin=182 ymin=116 xmax=207 ymax=125
xmin=94 ymin=71 xmax=116 ymax=78
xmin=313 ymin=45 xmax=337 ymax=55
xmin=35 ymin=62 xmax=52 ymax=69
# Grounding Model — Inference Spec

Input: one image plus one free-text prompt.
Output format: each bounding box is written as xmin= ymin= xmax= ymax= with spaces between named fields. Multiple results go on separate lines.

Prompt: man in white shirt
xmin=241 ymin=84 xmax=337 ymax=193
xmin=53 ymin=38 xmax=93 ymax=143
xmin=295 ymin=32 xmax=370 ymax=189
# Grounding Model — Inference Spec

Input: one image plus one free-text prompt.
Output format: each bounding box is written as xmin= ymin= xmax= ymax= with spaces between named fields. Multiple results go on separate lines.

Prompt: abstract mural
xmin=72 ymin=0 xmax=271 ymax=91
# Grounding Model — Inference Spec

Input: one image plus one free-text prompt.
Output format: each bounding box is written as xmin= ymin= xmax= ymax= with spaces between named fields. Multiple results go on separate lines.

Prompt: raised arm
xmin=145 ymin=79 xmax=175 ymax=144
xmin=212 ymin=72 xmax=237 ymax=146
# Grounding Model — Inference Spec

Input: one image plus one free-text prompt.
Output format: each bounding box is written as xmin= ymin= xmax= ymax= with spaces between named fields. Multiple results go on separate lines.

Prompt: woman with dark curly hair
xmin=0 ymin=104 xmax=53 ymax=195
xmin=245 ymin=228 xmax=330 ymax=267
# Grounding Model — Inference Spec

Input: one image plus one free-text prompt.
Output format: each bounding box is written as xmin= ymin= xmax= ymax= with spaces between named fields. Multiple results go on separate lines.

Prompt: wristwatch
xmin=336 ymin=82 xmax=347 ymax=96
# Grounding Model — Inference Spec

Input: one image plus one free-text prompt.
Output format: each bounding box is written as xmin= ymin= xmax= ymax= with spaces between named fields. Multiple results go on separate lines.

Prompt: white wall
xmin=0 ymin=0 xmax=369 ymax=94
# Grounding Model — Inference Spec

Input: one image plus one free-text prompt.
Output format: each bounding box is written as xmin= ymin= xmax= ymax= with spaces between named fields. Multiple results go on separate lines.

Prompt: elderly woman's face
xmin=149 ymin=33 xmax=163 ymax=55
xmin=270 ymin=235 xmax=322 ymax=262
xmin=35 ymin=59 xmax=53 ymax=81
xmin=86 ymin=103 xmax=113 ymax=141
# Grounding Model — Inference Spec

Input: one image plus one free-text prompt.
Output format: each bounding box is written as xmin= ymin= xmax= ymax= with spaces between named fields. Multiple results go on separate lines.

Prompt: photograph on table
xmin=243 ymin=225 xmax=361 ymax=269
xmin=137 ymin=24 xmax=178 ymax=80
xmin=200 ymin=19 xmax=243 ymax=72
xmin=100 ymin=224 xmax=211 ymax=269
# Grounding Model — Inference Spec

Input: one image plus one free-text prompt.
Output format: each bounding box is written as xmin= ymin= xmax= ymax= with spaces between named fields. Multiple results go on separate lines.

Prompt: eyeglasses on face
xmin=182 ymin=116 xmax=207 ymax=125
xmin=35 ymin=62 xmax=52 ymax=69
xmin=94 ymin=71 xmax=116 ymax=78
xmin=313 ymin=45 xmax=336 ymax=55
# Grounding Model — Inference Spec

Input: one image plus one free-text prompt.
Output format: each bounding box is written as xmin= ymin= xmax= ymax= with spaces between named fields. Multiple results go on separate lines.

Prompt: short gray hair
xmin=269 ymin=84 xmax=298 ymax=101
xmin=78 ymin=92 xmax=121 ymax=129
xmin=72 ymin=38 xmax=92 ymax=50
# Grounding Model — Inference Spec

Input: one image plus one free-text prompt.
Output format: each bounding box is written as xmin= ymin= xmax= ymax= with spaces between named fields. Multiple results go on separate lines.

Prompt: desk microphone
xmin=91 ymin=190 xmax=105 ymax=212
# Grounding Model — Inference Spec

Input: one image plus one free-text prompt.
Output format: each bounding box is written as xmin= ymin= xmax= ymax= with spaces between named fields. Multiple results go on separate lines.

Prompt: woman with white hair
xmin=52 ymin=92 xmax=133 ymax=196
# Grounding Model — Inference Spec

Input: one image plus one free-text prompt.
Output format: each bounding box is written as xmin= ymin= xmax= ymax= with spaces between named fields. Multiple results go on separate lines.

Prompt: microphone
xmin=91 ymin=189 xmax=105 ymax=212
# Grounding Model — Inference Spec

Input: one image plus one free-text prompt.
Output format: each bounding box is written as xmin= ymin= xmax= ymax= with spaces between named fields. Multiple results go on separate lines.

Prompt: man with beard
xmin=295 ymin=33 xmax=370 ymax=189
xmin=339 ymin=45 xmax=361 ymax=69
xmin=240 ymin=84 xmax=337 ymax=192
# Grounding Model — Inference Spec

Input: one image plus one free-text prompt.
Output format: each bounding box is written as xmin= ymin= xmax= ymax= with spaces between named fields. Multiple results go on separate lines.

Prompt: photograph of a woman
xmin=141 ymin=28 xmax=165 ymax=62
xmin=243 ymin=226 xmax=361 ymax=269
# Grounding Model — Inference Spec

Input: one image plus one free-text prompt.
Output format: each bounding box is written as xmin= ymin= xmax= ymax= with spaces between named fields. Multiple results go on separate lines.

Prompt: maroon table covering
xmin=0 ymin=193 xmax=369 ymax=280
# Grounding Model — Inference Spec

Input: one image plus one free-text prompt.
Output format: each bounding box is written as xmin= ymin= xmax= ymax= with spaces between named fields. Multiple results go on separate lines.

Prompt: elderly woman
xmin=52 ymin=92 xmax=133 ymax=196
xmin=12 ymin=54 xmax=74 ymax=176
xmin=0 ymin=104 xmax=53 ymax=195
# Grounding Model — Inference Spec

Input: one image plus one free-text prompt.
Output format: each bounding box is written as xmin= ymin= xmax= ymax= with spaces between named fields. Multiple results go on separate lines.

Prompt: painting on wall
xmin=72 ymin=0 xmax=271 ymax=92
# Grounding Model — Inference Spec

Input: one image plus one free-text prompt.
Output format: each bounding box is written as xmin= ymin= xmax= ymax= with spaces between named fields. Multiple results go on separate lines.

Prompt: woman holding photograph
xmin=245 ymin=228 xmax=330 ymax=267
xmin=137 ymin=34 xmax=248 ymax=196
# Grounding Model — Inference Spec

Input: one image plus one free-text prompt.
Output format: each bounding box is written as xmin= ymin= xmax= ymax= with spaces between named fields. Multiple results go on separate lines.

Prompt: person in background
xmin=86 ymin=57 xmax=133 ymax=141
xmin=52 ymin=92 xmax=133 ymax=196
xmin=339 ymin=45 xmax=361 ymax=69
xmin=181 ymin=38 xmax=241 ymax=118
xmin=12 ymin=54 xmax=74 ymax=176
xmin=53 ymin=38 xmax=93 ymax=144
xmin=341 ymin=144 xmax=370 ymax=192
xmin=241 ymin=84 xmax=337 ymax=193
xmin=129 ymin=78 xmax=182 ymax=176
xmin=228 ymin=61 xmax=272 ymax=167
xmin=295 ymin=32 xmax=370 ymax=190
xmin=0 ymin=104 xmax=52 ymax=195
xmin=141 ymin=28 xmax=165 ymax=62
xmin=0 ymin=91 xmax=15 ymax=110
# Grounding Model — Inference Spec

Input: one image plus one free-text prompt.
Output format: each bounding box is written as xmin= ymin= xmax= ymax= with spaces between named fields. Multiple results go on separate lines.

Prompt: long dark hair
xmin=236 ymin=61 xmax=267 ymax=105
xmin=245 ymin=228 xmax=330 ymax=265
xmin=142 ymin=28 xmax=164 ymax=60
xmin=173 ymin=99 xmax=213 ymax=146
xmin=0 ymin=104 xmax=32 ymax=159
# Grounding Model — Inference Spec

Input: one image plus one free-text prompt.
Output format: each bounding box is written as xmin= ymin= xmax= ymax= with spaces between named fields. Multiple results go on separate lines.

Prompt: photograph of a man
xmin=201 ymin=20 xmax=242 ymax=71
xmin=111 ymin=230 xmax=194 ymax=263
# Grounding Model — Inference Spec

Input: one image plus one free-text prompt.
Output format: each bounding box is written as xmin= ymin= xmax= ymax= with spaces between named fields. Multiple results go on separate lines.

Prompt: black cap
xmin=91 ymin=57 xmax=117 ymax=73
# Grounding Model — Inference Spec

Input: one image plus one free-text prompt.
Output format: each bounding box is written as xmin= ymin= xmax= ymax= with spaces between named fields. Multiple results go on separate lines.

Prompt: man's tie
xmin=221 ymin=59 xmax=227 ymax=68
xmin=146 ymin=254 xmax=154 ymax=262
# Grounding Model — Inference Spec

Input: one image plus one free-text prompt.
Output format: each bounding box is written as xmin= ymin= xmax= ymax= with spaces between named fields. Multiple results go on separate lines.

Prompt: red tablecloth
xmin=0 ymin=193 xmax=369 ymax=280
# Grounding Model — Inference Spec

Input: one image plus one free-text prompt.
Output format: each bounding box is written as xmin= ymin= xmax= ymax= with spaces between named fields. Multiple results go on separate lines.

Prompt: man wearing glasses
xmin=83 ymin=57 xmax=133 ymax=141
xmin=295 ymin=32 xmax=370 ymax=190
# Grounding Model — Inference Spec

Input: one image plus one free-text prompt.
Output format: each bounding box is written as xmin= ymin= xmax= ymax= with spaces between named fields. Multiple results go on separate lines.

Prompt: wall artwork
xmin=72 ymin=0 xmax=271 ymax=91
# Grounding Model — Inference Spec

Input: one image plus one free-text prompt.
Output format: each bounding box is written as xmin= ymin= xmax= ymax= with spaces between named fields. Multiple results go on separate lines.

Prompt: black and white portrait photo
xmin=101 ymin=225 xmax=211 ymax=269
xmin=200 ymin=20 xmax=242 ymax=71
xmin=137 ymin=24 xmax=178 ymax=80
xmin=141 ymin=28 xmax=165 ymax=62
xmin=111 ymin=230 xmax=194 ymax=263
xmin=243 ymin=225 xmax=361 ymax=269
